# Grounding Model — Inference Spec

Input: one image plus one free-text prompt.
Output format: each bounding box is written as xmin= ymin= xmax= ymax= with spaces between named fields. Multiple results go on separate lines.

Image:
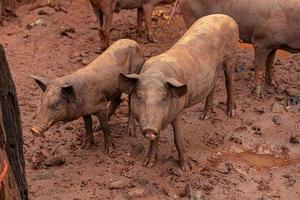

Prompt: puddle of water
xmin=209 ymin=144 xmax=300 ymax=170
xmin=224 ymin=151 xmax=299 ymax=170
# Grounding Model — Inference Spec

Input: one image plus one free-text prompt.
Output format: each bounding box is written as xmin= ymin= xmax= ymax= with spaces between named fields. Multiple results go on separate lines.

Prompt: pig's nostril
xmin=142 ymin=129 xmax=158 ymax=140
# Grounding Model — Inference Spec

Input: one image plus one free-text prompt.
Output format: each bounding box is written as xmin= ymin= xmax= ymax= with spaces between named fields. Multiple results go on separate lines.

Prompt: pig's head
xmin=30 ymin=75 xmax=76 ymax=137
xmin=119 ymin=73 xmax=187 ymax=140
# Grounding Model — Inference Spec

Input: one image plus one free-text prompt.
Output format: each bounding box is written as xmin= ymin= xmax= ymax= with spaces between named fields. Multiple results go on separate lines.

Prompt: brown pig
xmin=119 ymin=14 xmax=239 ymax=170
xmin=179 ymin=0 xmax=300 ymax=97
xmin=30 ymin=39 xmax=145 ymax=153
xmin=89 ymin=0 xmax=176 ymax=48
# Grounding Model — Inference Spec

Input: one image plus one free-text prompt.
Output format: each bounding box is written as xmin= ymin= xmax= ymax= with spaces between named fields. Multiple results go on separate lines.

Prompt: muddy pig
xmin=119 ymin=14 xmax=239 ymax=170
xmin=89 ymin=0 xmax=176 ymax=48
xmin=179 ymin=0 xmax=300 ymax=97
xmin=30 ymin=39 xmax=145 ymax=153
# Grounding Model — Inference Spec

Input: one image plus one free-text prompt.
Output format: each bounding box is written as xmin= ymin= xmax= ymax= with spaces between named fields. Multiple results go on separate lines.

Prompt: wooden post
xmin=0 ymin=0 xmax=3 ymax=26
xmin=0 ymin=44 xmax=28 ymax=200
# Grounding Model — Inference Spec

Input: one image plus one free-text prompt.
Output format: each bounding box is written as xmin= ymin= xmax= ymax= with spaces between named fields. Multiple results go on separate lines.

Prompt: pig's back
xmin=69 ymin=39 xmax=144 ymax=100
xmin=173 ymin=14 xmax=238 ymax=106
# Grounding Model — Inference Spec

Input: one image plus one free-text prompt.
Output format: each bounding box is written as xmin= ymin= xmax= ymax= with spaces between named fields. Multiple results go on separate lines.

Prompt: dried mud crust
xmin=0 ymin=0 xmax=299 ymax=199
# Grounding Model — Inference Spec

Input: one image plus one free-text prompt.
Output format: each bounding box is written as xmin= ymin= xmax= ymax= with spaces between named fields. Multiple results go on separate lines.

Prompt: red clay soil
xmin=0 ymin=0 xmax=299 ymax=199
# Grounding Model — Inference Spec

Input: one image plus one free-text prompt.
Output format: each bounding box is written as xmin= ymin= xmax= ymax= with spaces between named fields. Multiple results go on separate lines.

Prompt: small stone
xmin=163 ymin=185 xmax=180 ymax=199
xmin=112 ymin=194 xmax=127 ymax=200
xmin=81 ymin=59 xmax=89 ymax=66
xmin=185 ymin=183 xmax=193 ymax=199
xmin=109 ymin=180 xmax=132 ymax=189
xmin=272 ymin=115 xmax=282 ymax=126
xmin=290 ymin=135 xmax=300 ymax=144
xmin=44 ymin=154 xmax=66 ymax=167
xmin=216 ymin=162 xmax=230 ymax=174
xmin=38 ymin=10 xmax=49 ymax=15
xmin=59 ymin=26 xmax=75 ymax=37
xmin=271 ymin=102 xmax=284 ymax=114
xmin=127 ymin=188 xmax=145 ymax=198
xmin=192 ymin=190 xmax=203 ymax=200
xmin=234 ymin=126 xmax=247 ymax=133
xmin=287 ymin=88 xmax=300 ymax=97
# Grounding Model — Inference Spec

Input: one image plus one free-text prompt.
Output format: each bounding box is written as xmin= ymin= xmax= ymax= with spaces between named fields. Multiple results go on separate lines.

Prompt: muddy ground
xmin=0 ymin=0 xmax=300 ymax=199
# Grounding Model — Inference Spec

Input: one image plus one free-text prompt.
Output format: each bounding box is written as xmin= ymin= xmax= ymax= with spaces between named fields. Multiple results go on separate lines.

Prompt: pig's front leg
xmin=171 ymin=116 xmax=190 ymax=171
xmin=83 ymin=115 xmax=95 ymax=148
xmin=95 ymin=110 xmax=114 ymax=154
xmin=107 ymin=95 xmax=122 ymax=119
xmin=224 ymin=59 xmax=236 ymax=118
xmin=127 ymin=95 xmax=136 ymax=136
xmin=144 ymin=137 xmax=159 ymax=168
xmin=200 ymin=85 xmax=215 ymax=120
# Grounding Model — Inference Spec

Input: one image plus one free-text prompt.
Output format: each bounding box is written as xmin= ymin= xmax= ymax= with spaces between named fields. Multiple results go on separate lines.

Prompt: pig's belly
xmin=119 ymin=0 xmax=144 ymax=9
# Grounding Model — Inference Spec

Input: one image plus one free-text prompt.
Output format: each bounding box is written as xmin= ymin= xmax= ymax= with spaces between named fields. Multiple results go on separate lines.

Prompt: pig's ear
xmin=29 ymin=75 xmax=49 ymax=92
xmin=61 ymin=85 xmax=76 ymax=102
xmin=166 ymin=78 xmax=187 ymax=98
xmin=119 ymin=73 xmax=140 ymax=94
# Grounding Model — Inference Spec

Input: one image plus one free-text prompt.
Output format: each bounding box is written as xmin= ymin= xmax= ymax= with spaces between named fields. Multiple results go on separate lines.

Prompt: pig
xmin=89 ymin=0 xmax=176 ymax=48
xmin=30 ymin=39 xmax=145 ymax=153
xmin=119 ymin=14 xmax=239 ymax=170
xmin=179 ymin=0 xmax=300 ymax=97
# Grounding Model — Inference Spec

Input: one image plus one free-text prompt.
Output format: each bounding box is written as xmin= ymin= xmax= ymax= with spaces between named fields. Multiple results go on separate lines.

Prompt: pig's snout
xmin=142 ymin=129 xmax=158 ymax=140
xmin=30 ymin=125 xmax=47 ymax=138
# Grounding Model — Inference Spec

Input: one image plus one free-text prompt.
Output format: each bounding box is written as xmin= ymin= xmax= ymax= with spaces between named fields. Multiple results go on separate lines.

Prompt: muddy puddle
xmin=212 ymin=144 xmax=300 ymax=170
xmin=224 ymin=151 xmax=300 ymax=169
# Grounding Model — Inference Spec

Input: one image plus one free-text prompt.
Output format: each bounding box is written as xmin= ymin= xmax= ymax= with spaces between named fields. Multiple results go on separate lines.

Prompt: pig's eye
xmin=51 ymin=101 xmax=62 ymax=110
xmin=136 ymin=94 xmax=142 ymax=102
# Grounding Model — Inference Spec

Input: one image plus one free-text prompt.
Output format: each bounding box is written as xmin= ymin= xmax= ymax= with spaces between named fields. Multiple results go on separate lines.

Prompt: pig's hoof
xmin=93 ymin=125 xmax=101 ymax=132
xmin=253 ymin=85 xmax=264 ymax=99
xmin=105 ymin=143 xmax=115 ymax=154
xmin=227 ymin=109 xmax=235 ymax=118
xmin=143 ymin=155 xmax=158 ymax=168
xmin=148 ymin=34 xmax=157 ymax=43
xmin=200 ymin=112 xmax=212 ymax=120
xmin=127 ymin=125 xmax=136 ymax=136
xmin=180 ymin=162 xmax=190 ymax=172
xmin=136 ymin=30 xmax=143 ymax=37
xmin=84 ymin=140 xmax=95 ymax=149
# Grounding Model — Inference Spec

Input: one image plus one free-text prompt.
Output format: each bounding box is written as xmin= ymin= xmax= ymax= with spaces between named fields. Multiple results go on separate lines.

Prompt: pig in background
xmin=89 ymin=0 xmax=176 ymax=49
xmin=119 ymin=14 xmax=239 ymax=171
xmin=179 ymin=0 xmax=300 ymax=97
xmin=30 ymin=39 xmax=145 ymax=153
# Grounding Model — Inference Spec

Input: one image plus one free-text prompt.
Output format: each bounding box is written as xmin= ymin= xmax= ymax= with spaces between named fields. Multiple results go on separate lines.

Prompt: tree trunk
xmin=0 ymin=44 xmax=28 ymax=200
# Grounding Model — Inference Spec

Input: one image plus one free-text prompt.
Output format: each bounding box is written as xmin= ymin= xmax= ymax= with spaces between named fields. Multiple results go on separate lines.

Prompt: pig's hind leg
xmin=95 ymin=110 xmax=114 ymax=154
xmin=93 ymin=9 xmax=105 ymax=47
xmin=136 ymin=7 xmax=144 ymax=37
xmin=224 ymin=58 xmax=236 ymax=118
xmin=107 ymin=95 xmax=122 ymax=119
xmin=265 ymin=50 xmax=276 ymax=86
xmin=83 ymin=115 xmax=95 ymax=148
xmin=200 ymin=85 xmax=215 ymax=120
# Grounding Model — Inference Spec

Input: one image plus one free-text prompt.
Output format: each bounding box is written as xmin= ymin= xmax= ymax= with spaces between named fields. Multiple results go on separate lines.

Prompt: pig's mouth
xmin=142 ymin=129 xmax=158 ymax=140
